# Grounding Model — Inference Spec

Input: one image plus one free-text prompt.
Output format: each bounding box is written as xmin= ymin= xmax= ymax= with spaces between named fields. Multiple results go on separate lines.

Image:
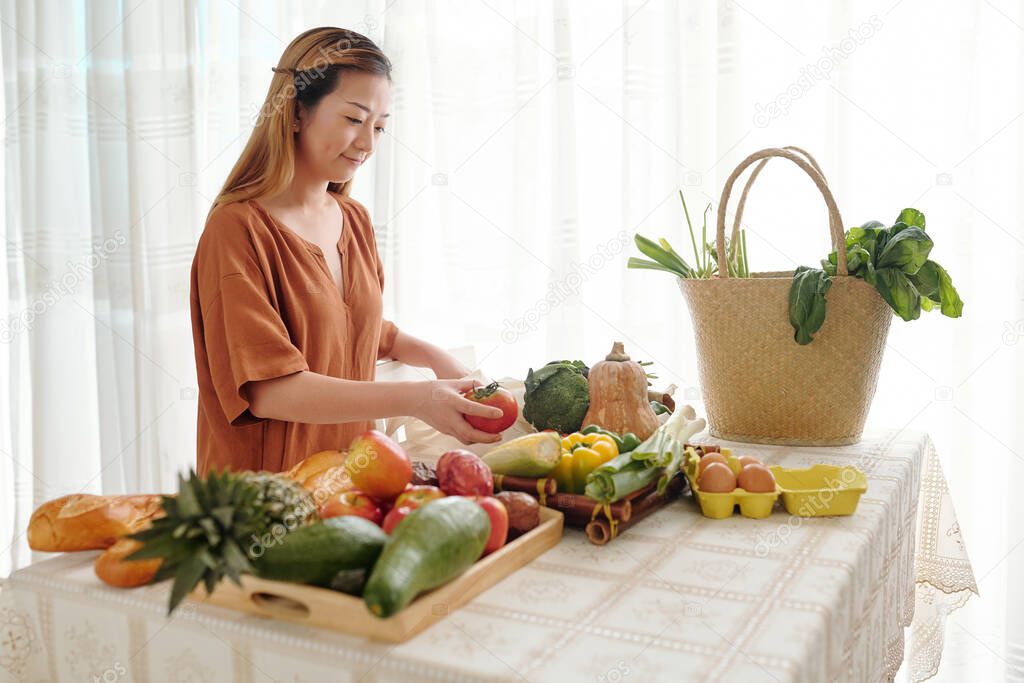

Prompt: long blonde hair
xmin=211 ymin=27 xmax=391 ymax=213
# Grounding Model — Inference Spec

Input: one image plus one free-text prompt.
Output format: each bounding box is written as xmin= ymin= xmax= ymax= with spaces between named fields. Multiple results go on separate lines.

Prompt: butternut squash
xmin=581 ymin=342 xmax=660 ymax=440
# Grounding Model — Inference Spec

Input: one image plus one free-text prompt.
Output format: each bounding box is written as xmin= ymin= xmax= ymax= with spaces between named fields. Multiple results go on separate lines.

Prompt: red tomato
xmin=461 ymin=382 xmax=518 ymax=433
xmin=381 ymin=505 xmax=416 ymax=534
xmin=472 ymin=496 xmax=510 ymax=556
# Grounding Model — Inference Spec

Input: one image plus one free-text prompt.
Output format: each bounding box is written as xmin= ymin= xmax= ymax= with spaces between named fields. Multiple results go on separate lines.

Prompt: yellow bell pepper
xmin=552 ymin=432 xmax=619 ymax=494
xmin=560 ymin=433 xmax=585 ymax=449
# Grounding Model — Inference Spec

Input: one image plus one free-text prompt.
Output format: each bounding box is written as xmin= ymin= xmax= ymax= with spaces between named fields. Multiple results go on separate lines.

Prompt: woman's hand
xmin=410 ymin=378 xmax=504 ymax=445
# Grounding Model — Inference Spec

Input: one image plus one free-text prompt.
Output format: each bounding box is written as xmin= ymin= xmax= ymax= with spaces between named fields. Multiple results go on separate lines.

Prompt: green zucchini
xmin=363 ymin=497 xmax=489 ymax=618
xmin=255 ymin=516 xmax=387 ymax=586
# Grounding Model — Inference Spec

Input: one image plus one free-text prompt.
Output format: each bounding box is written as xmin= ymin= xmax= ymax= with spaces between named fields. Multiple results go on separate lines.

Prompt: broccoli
xmin=544 ymin=359 xmax=589 ymax=378
xmin=523 ymin=361 xmax=590 ymax=434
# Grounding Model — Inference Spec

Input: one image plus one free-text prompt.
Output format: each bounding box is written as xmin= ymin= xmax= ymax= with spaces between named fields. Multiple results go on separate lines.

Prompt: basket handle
xmin=729 ymin=146 xmax=827 ymax=246
xmin=716 ymin=147 xmax=847 ymax=278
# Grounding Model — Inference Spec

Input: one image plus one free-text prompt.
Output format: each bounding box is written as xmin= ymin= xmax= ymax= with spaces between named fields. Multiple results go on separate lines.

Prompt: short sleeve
xmin=378 ymin=319 xmax=399 ymax=360
xmin=194 ymin=210 xmax=309 ymax=425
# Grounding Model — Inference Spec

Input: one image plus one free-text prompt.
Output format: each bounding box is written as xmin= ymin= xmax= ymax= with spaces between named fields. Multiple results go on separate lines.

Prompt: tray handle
xmin=250 ymin=590 xmax=312 ymax=619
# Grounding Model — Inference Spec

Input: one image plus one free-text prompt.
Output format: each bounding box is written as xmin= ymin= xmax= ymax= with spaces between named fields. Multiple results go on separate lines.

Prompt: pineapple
xmin=129 ymin=469 xmax=318 ymax=614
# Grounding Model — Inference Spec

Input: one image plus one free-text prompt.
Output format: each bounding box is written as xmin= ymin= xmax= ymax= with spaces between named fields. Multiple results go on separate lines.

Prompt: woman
xmin=190 ymin=27 xmax=502 ymax=475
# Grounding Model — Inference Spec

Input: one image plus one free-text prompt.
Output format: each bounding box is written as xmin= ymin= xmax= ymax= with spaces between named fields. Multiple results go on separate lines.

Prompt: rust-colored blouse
xmin=190 ymin=192 xmax=398 ymax=475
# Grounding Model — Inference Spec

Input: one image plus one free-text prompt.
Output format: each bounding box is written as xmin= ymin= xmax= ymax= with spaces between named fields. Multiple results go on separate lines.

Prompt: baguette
xmin=94 ymin=537 xmax=162 ymax=588
xmin=28 ymin=494 xmax=165 ymax=552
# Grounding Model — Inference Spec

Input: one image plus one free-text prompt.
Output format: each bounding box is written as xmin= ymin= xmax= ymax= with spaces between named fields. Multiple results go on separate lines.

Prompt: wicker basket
xmin=677 ymin=147 xmax=892 ymax=446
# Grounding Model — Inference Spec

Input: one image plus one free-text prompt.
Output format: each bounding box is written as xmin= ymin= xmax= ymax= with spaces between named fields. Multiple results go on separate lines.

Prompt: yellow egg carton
xmin=681 ymin=446 xmax=867 ymax=519
xmin=768 ymin=463 xmax=867 ymax=517
xmin=681 ymin=447 xmax=779 ymax=519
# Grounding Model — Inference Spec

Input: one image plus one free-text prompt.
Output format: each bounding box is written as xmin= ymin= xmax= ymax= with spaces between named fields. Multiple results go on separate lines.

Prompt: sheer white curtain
xmin=0 ymin=0 xmax=384 ymax=573
xmin=377 ymin=4 xmax=1023 ymax=679
xmin=2 ymin=1 xmax=1022 ymax=678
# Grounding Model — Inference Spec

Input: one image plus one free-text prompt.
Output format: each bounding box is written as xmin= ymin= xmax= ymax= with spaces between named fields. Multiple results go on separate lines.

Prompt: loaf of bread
xmin=28 ymin=494 xmax=165 ymax=552
xmin=94 ymin=537 xmax=163 ymax=588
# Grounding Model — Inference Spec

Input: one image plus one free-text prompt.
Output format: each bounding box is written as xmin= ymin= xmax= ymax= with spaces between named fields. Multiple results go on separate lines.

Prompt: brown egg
xmin=737 ymin=455 xmax=762 ymax=468
xmin=698 ymin=452 xmax=729 ymax=475
xmin=698 ymin=462 xmax=737 ymax=492
xmin=737 ymin=464 xmax=776 ymax=493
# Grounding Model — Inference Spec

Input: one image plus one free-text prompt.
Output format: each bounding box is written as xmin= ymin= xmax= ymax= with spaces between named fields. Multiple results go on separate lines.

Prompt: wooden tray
xmin=190 ymin=506 xmax=564 ymax=642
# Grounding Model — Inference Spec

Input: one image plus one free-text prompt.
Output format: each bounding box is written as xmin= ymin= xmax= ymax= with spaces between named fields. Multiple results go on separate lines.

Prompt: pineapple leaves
xmin=210 ymin=506 xmax=235 ymax=529
xmin=176 ymin=472 xmax=202 ymax=517
xmin=221 ymin=538 xmax=253 ymax=583
xmin=168 ymin=554 xmax=207 ymax=615
xmin=128 ymin=468 xmax=316 ymax=615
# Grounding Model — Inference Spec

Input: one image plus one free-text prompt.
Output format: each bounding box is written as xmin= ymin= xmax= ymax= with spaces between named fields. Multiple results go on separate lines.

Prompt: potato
xmin=495 ymin=491 xmax=540 ymax=536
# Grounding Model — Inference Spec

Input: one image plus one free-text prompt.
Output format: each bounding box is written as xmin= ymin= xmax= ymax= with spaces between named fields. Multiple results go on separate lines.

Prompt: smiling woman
xmin=190 ymin=27 xmax=503 ymax=475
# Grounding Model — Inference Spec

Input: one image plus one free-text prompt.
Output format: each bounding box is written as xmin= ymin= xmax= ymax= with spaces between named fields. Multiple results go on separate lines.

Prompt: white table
xmin=0 ymin=430 xmax=975 ymax=682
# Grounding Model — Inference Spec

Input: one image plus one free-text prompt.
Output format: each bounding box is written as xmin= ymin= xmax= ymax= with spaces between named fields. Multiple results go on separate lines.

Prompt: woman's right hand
xmin=410 ymin=378 xmax=504 ymax=445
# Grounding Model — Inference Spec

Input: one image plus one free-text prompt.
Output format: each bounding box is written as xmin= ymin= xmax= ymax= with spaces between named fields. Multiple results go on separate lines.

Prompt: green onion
xmin=627 ymin=190 xmax=749 ymax=281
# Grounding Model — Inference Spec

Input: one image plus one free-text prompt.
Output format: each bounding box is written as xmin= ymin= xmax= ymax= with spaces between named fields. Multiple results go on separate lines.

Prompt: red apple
xmin=345 ymin=430 xmax=412 ymax=499
xmin=381 ymin=505 xmax=416 ymax=534
xmin=318 ymin=490 xmax=384 ymax=525
xmin=472 ymin=496 xmax=510 ymax=556
xmin=394 ymin=485 xmax=445 ymax=509
xmin=381 ymin=489 xmax=445 ymax=533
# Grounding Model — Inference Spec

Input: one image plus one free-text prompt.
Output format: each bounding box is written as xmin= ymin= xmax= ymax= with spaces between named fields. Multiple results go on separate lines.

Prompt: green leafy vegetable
xmin=628 ymin=190 xmax=748 ymax=280
xmin=906 ymin=259 xmax=963 ymax=318
xmin=895 ymin=208 xmax=926 ymax=228
xmin=874 ymin=268 xmax=922 ymax=321
xmin=789 ymin=266 xmax=833 ymax=344
xmin=792 ymin=207 xmax=963 ymax=343
xmin=650 ymin=400 xmax=670 ymax=415
xmin=634 ymin=234 xmax=694 ymax=277
xmin=876 ymin=227 xmax=933 ymax=275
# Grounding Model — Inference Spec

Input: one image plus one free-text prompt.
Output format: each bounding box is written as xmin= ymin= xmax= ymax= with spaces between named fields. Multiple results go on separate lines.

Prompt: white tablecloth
xmin=0 ymin=429 xmax=975 ymax=683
